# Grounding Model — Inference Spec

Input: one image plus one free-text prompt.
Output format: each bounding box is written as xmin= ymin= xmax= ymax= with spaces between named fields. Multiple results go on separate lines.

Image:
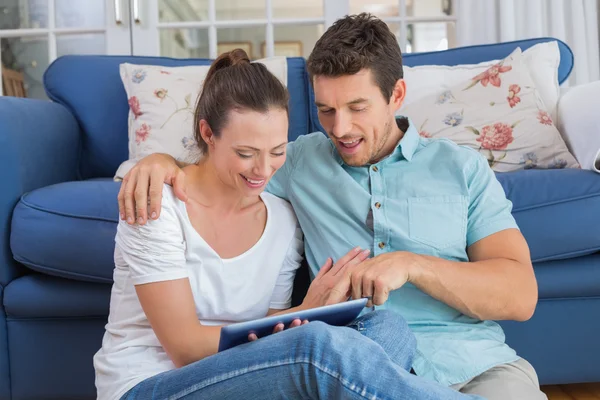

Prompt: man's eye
xmin=351 ymin=108 xmax=366 ymax=112
xmin=319 ymin=109 xmax=334 ymax=114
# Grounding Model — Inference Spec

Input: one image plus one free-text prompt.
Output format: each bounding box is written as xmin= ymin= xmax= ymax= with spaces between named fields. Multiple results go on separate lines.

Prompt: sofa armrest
xmin=0 ymin=98 xmax=80 ymax=286
xmin=557 ymin=80 xmax=600 ymax=173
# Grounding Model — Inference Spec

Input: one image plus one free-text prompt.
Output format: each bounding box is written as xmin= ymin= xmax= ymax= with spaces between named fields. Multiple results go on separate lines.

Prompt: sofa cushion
xmin=11 ymin=179 xmax=119 ymax=283
xmin=44 ymin=56 xmax=314 ymax=179
xmin=535 ymin=253 xmax=600 ymax=299
xmin=3 ymin=274 xmax=110 ymax=317
xmin=497 ymin=168 xmax=600 ymax=262
xmin=10 ymin=169 xmax=600 ymax=283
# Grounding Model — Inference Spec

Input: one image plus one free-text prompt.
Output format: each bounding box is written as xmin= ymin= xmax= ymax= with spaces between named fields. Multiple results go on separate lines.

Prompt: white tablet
xmin=218 ymin=298 xmax=368 ymax=352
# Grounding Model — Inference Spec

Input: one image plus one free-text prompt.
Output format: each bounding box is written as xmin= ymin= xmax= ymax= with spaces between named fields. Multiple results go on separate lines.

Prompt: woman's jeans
xmin=121 ymin=310 xmax=482 ymax=399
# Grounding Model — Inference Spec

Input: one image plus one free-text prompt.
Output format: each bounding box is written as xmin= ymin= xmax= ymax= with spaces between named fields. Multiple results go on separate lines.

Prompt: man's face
xmin=313 ymin=69 xmax=405 ymax=166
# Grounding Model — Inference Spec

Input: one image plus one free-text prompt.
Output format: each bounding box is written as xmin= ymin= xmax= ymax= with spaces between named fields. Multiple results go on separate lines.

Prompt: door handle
xmin=114 ymin=0 xmax=122 ymax=25
xmin=133 ymin=0 xmax=141 ymax=24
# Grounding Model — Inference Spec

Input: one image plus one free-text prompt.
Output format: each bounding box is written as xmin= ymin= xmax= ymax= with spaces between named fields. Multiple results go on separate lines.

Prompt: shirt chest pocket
xmin=408 ymin=195 xmax=467 ymax=250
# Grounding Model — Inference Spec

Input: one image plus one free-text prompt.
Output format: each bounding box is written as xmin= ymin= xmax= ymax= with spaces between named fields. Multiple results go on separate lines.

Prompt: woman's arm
xmin=135 ymin=279 xmax=221 ymax=368
xmin=117 ymin=186 xmax=219 ymax=368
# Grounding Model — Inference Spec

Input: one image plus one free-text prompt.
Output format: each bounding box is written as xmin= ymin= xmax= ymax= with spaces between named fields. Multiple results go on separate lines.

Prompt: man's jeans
xmin=122 ymin=310 xmax=482 ymax=399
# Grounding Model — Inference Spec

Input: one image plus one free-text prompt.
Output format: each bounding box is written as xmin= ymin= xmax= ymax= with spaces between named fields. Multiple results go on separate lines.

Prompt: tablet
xmin=218 ymin=298 xmax=368 ymax=352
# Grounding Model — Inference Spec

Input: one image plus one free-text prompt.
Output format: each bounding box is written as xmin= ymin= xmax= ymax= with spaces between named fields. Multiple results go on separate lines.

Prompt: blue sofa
xmin=1 ymin=38 xmax=599 ymax=399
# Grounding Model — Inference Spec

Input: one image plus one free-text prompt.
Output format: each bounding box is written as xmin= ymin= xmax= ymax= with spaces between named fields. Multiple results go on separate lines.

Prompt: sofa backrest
xmin=307 ymin=37 xmax=573 ymax=133
xmin=44 ymin=37 xmax=572 ymax=179
xmin=44 ymin=56 xmax=315 ymax=179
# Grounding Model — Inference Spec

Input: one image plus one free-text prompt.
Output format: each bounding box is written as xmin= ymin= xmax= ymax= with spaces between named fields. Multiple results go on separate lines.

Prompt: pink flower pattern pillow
xmin=116 ymin=58 xmax=288 ymax=180
xmin=402 ymin=48 xmax=578 ymax=172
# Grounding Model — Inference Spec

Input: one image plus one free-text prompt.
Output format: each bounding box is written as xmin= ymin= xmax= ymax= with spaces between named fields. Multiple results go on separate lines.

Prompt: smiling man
xmin=119 ymin=13 xmax=545 ymax=400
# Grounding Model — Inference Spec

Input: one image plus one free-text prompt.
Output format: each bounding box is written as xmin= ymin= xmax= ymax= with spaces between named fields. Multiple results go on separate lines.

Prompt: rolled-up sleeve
xmin=115 ymin=187 xmax=187 ymax=285
xmin=466 ymin=155 xmax=519 ymax=247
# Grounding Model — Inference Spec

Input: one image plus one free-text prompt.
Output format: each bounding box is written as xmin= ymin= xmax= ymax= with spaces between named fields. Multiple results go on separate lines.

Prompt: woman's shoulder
xmin=261 ymin=192 xmax=297 ymax=225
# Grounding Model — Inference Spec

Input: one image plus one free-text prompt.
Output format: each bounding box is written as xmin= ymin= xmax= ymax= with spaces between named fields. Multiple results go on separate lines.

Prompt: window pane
xmin=216 ymin=0 xmax=265 ymax=20
xmin=217 ymin=26 xmax=265 ymax=59
xmin=158 ymin=0 xmax=208 ymax=23
xmin=57 ymin=34 xmax=106 ymax=56
xmin=349 ymin=0 xmax=399 ymax=17
xmin=1 ymin=36 xmax=48 ymax=99
xmin=55 ymin=0 xmax=105 ymax=28
xmin=159 ymin=29 xmax=209 ymax=58
xmin=407 ymin=22 xmax=455 ymax=53
xmin=272 ymin=0 xmax=323 ymax=19
xmin=0 ymin=0 xmax=48 ymax=29
xmin=407 ymin=0 xmax=453 ymax=17
xmin=273 ymin=25 xmax=323 ymax=58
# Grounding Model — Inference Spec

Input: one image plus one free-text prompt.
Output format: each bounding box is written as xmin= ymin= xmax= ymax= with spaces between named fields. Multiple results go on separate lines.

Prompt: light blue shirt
xmin=267 ymin=117 xmax=520 ymax=386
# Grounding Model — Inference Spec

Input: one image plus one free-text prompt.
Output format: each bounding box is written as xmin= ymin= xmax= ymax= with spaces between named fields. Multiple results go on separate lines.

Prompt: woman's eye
xmin=272 ymin=152 xmax=285 ymax=157
xmin=351 ymin=108 xmax=366 ymax=112
xmin=319 ymin=109 xmax=334 ymax=114
xmin=237 ymin=153 xmax=252 ymax=159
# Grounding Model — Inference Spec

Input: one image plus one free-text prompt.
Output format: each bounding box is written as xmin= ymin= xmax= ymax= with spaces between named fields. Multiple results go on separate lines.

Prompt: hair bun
xmin=227 ymin=48 xmax=250 ymax=65
xmin=205 ymin=49 xmax=250 ymax=84
xmin=213 ymin=49 xmax=250 ymax=70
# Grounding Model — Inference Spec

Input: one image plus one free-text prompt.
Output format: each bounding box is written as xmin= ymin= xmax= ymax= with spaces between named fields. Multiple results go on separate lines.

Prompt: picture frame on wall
xmin=261 ymin=41 xmax=303 ymax=58
xmin=217 ymin=42 xmax=253 ymax=58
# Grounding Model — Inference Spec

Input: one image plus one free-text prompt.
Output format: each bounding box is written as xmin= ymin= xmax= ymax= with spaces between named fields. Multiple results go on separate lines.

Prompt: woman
xmin=94 ymin=50 xmax=478 ymax=400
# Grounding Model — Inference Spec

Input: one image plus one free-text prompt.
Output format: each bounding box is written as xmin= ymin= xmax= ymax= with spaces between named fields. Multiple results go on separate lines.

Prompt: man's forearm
xmin=409 ymin=255 xmax=537 ymax=322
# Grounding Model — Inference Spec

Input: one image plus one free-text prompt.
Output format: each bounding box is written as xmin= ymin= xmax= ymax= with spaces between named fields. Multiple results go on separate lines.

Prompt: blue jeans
xmin=121 ymin=310 xmax=481 ymax=399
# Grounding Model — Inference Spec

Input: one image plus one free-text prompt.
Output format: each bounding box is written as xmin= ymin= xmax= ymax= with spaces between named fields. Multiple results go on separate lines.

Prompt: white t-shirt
xmin=93 ymin=186 xmax=303 ymax=400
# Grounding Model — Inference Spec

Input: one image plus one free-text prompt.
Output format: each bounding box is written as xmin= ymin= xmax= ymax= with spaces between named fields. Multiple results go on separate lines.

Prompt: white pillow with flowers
xmin=401 ymin=48 xmax=579 ymax=172
xmin=115 ymin=57 xmax=288 ymax=180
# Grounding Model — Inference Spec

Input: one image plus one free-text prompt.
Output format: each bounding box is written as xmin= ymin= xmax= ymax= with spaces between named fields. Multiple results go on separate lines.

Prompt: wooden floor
xmin=542 ymin=383 xmax=600 ymax=399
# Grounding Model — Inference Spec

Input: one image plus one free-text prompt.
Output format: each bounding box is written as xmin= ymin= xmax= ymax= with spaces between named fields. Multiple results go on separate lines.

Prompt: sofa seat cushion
xmin=4 ymin=274 xmax=110 ymax=317
xmin=9 ymin=169 xmax=600 ymax=283
xmin=11 ymin=179 xmax=119 ymax=283
xmin=535 ymin=253 xmax=600 ymax=299
xmin=497 ymin=168 xmax=600 ymax=262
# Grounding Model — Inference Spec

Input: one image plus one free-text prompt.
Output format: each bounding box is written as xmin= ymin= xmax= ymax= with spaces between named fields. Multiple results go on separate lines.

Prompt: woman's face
xmin=208 ymin=108 xmax=288 ymax=196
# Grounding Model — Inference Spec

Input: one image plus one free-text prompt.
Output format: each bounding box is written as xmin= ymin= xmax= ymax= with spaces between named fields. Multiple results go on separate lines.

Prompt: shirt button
xmin=372 ymin=166 xmax=379 ymax=172
xmin=374 ymin=202 xmax=381 ymax=209
xmin=378 ymin=242 xmax=385 ymax=249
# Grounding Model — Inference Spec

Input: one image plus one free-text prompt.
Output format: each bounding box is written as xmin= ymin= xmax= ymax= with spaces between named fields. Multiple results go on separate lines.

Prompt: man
xmin=119 ymin=13 xmax=545 ymax=400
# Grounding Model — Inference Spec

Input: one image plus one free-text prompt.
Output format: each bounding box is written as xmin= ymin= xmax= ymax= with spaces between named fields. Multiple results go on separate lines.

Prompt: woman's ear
xmin=199 ymin=120 xmax=215 ymax=149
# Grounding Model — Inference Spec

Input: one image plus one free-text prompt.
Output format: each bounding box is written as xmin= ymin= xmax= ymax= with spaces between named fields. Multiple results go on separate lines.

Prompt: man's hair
xmin=307 ymin=13 xmax=403 ymax=102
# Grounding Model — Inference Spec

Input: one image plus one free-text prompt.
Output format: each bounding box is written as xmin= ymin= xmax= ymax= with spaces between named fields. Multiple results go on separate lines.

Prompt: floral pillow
xmin=401 ymin=48 xmax=579 ymax=172
xmin=115 ymin=57 xmax=288 ymax=180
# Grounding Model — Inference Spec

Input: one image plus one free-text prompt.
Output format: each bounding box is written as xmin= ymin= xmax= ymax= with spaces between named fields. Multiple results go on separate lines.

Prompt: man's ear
xmin=199 ymin=120 xmax=215 ymax=148
xmin=390 ymin=79 xmax=407 ymax=113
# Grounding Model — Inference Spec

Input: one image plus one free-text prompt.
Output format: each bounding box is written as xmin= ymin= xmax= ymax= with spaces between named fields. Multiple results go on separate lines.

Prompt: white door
xmin=0 ymin=0 xmax=133 ymax=99
xmin=128 ymin=0 xmax=457 ymax=60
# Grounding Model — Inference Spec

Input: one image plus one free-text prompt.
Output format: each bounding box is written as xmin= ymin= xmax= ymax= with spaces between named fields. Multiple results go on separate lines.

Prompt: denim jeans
xmin=121 ymin=310 xmax=482 ymax=399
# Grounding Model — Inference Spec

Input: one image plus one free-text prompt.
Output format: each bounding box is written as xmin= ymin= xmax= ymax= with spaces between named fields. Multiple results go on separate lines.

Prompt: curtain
xmin=456 ymin=0 xmax=600 ymax=86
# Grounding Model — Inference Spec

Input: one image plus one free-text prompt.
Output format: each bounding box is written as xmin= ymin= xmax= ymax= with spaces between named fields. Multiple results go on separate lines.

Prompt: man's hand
xmin=349 ymin=252 xmax=421 ymax=307
xmin=117 ymin=153 xmax=187 ymax=225
xmin=301 ymin=247 xmax=371 ymax=309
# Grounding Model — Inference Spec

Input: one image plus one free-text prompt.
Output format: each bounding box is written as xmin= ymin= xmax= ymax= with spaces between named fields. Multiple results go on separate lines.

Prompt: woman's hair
xmin=193 ymin=49 xmax=289 ymax=154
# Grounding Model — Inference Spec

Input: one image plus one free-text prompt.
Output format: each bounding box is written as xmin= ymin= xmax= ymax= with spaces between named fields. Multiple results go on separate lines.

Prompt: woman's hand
xmin=247 ymin=319 xmax=309 ymax=342
xmin=301 ymin=247 xmax=371 ymax=309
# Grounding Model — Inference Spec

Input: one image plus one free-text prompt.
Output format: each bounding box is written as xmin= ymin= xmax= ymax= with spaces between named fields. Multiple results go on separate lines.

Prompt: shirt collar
xmin=331 ymin=116 xmax=420 ymax=166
